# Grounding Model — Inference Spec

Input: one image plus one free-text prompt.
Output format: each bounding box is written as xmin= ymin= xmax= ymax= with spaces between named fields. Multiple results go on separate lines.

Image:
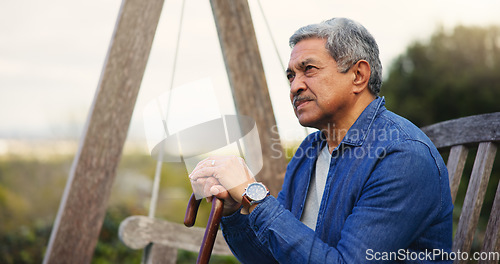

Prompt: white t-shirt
xmin=300 ymin=145 xmax=331 ymax=230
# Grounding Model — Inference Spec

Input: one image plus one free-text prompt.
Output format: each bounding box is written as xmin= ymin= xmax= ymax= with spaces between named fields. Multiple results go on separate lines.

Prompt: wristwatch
xmin=241 ymin=182 xmax=270 ymax=212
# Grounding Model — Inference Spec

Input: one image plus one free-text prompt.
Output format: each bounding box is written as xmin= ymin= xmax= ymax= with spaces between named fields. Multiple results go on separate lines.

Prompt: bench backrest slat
xmin=453 ymin=143 xmax=497 ymax=259
xmin=447 ymin=145 xmax=469 ymax=203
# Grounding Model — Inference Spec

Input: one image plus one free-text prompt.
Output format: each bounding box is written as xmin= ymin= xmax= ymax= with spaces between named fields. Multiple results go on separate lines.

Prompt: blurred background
xmin=1 ymin=0 xmax=500 ymax=263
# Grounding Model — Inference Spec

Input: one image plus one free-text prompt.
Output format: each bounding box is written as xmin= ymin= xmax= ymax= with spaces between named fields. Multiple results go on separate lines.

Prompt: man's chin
xmin=298 ymin=117 xmax=318 ymax=129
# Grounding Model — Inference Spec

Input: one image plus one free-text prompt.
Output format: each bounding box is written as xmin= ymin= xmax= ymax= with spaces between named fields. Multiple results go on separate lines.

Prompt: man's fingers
xmin=204 ymin=185 xmax=229 ymax=202
xmin=201 ymin=177 xmax=220 ymax=198
xmin=191 ymin=177 xmax=217 ymax=199
xmin=210 ymin=185 xmax=230 ymax=198
xmin=190 ymin=178 xmax=204 ymax=198
xmin=189 ymin=166 xmax=216 ymax=180
xmin=190 ymin=157 xmax=212 ymax=175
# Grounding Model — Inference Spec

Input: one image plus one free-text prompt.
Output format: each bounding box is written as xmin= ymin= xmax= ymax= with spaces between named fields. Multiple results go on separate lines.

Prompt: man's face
xmin=287 ymin=38 xmax=353 ymax=129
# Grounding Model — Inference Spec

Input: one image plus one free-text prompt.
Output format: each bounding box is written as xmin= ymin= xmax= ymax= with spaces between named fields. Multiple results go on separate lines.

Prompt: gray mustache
xmin=293 ymin=96 xmax=314 ymax=107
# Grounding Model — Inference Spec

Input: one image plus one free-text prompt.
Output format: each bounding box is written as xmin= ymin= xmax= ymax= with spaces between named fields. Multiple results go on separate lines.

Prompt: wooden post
xmin=43 ymin=0 xmax=164 ymax=262
xmin=210 ymin=0 xmax=287 ymax=195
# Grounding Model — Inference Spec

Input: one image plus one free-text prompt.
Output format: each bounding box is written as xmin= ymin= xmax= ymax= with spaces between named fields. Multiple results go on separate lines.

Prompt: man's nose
xmin=290 ymin=75 xmax=306 ymax=96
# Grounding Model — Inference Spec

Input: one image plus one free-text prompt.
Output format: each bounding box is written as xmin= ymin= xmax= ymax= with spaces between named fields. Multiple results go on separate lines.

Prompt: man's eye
xmin=287 ymin=73 xmax=295 ymax=82
xmin=305 ymin=65 xmax=317 ymax=71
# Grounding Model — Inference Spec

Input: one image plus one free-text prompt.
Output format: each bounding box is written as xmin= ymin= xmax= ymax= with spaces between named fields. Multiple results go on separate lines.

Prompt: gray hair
xmin=289 ymin=18 xmax=382 ymax=96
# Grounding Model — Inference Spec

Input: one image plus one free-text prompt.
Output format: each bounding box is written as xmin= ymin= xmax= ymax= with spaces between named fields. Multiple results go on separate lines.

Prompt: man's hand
xmin=189 ymin=156 xmax=256 ymax=216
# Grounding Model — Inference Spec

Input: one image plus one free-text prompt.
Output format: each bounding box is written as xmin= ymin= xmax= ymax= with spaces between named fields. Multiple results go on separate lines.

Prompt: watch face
xmin=246 ymin=183 xmax=268 ymax=201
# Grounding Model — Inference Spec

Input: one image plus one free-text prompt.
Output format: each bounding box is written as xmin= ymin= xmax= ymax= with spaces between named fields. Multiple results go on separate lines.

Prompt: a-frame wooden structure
xmin=43 ymin=0 xmax=287 ymax=263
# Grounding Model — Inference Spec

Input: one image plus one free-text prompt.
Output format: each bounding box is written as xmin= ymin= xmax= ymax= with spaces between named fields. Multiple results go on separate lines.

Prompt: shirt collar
xmin=311 ymin=96 xmax=386 ymax=151
xmin=341 ymin=96 xmax=385 ymax=147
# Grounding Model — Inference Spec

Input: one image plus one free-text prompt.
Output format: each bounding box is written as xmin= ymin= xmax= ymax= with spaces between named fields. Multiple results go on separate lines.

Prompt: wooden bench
xmin=421 ymin=112 xmax=500 ymax=264
xmin=119 ymin=112 xmax=499 ymax=263
xmin=119 ymin=214 xmax=232 ymax=263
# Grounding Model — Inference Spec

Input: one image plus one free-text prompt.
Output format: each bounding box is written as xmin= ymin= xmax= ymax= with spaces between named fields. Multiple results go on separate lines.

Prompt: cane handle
xmin=184 ymin=193 xmax=225 ymax=264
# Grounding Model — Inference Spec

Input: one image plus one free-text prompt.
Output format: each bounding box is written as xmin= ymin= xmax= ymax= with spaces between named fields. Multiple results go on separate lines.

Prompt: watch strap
xmin=241 ymin=194 xmax=252 ymax=210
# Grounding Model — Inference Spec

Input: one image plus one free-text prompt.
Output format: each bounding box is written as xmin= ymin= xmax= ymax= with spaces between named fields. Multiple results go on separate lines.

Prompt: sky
xmin=1 ymin=0 xmax=500 ymax=148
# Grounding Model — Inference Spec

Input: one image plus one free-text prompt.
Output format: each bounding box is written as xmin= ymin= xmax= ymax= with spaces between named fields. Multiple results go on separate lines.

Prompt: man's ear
xmin=351 ymin=60 xmax=371 ymax=94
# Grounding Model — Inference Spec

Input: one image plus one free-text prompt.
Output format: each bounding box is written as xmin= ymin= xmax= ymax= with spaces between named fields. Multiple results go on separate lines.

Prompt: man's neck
xmin=321 ymin=95 xmax=375 ymax=153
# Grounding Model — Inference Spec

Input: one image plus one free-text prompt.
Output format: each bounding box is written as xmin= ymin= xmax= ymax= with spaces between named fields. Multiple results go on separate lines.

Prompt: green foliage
xmin=382 ymin=25 xmax=500 ymax=126
xmin=0 ymin=153 xmax=239 ymax=263
xmin=92 ymin=206 xmax=143 ymax=264
xmin=0 ymin=156 xmax=70 ymax=264
xmin=0 ymin=222 xmax=51 ymax=264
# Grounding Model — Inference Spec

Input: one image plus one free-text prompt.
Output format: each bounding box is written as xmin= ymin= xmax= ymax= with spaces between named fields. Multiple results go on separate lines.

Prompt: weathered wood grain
xmin=210 ymin=0 xmax=287 ymax=196
xmin=479 ymin=180 xmax=500 ymax=264
xmin=421 ymin=112 xmax=500 ymax=149
xmin=447 ymin=145 xmax=469 ymax=203
xmin=43 ymin=0 xmax=164 ymax=263
xmin=119 ymin=216 xmax=232 ymax=256
xmin=143 ymin=244 xmax=177 ymax=264
xmin=452 ymin=142 xmax=497 ymax=264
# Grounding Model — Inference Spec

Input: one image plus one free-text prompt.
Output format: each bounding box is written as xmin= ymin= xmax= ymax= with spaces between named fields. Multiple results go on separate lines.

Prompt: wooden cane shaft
xmin=197 ymin=197 xmax=224 ymax=264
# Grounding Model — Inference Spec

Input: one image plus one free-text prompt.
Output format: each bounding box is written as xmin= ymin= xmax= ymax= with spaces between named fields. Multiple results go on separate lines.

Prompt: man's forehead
xmin=290 ymin=39 xmax=328 ymax=56
xmin=288 ymin=41 xmax=331 ymax=70
xmin=292 ymin=38 xmax=327 ymax=51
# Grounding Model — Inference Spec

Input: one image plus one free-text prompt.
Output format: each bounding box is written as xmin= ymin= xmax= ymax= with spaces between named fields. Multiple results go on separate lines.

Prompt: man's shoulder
xmin=375 ymin=109 xmax=447 ymax=174
xmin=375 ymin=108 xmax=433 ymax=145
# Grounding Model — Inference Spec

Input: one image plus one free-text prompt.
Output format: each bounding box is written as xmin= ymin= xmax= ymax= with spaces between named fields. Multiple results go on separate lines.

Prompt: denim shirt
xmin=221 ymin=97 xmax=453 ymax=263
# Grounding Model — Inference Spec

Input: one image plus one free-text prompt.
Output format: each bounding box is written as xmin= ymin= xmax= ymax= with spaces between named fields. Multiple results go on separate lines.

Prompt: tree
xmin=382 ymin=25 xmax=500 ymax=127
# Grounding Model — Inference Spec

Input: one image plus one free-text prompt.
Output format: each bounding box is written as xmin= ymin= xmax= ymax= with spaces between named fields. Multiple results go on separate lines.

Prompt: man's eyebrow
xmin=291 ymin=58 xmax=317 ymax=70
xmin=287 ymin=58 xmax=318 ymax=74
xmin=300 ymin=58 xmax=316 ymax=67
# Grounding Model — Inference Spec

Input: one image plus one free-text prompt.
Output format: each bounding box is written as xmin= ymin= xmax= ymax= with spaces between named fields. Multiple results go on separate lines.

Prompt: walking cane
xmin=184 ymin=193 xmax=225 ymax=264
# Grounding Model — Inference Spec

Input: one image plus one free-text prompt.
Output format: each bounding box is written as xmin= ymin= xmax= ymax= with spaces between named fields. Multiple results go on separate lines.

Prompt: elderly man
xmin=189 ymin=17 xmax=453 ymax=263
